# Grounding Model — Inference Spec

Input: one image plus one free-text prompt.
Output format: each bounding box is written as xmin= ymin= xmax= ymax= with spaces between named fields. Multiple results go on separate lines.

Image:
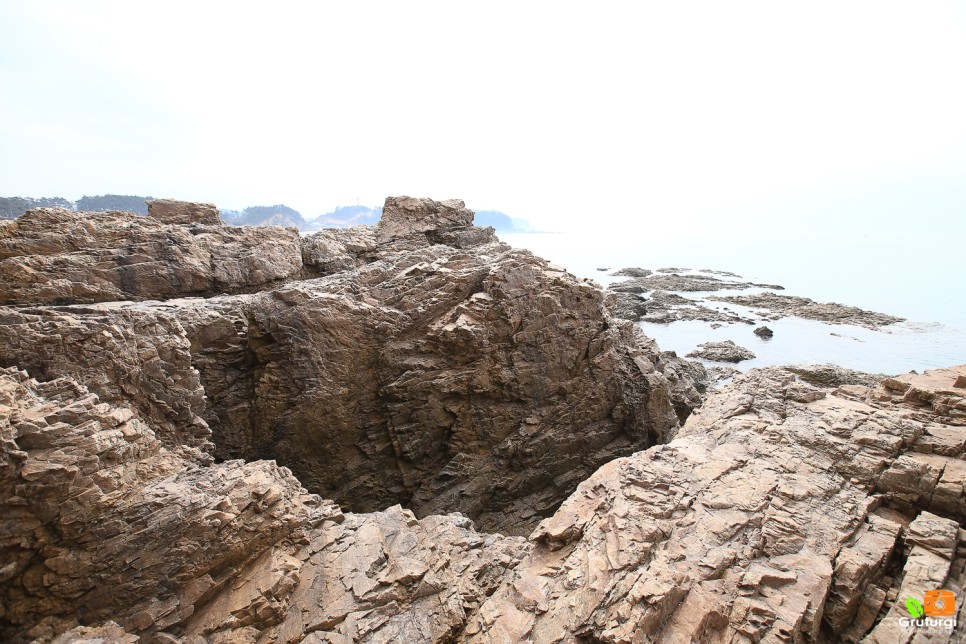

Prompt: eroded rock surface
xmin=467 ymin=365 xmax=966 ymax=643
xmin=0 ymin=197 xmax=695 ymax=536
xmin=687 ymin=339 xmax=757 ymax=363
xmin=610 ymin=272 xmax=783 ymax=293
xmin=4 ymin=195 xmax=962 ymax=643
xmin=711 ymin=291 xmax=905 ymax=328
xmin=4 ymin=355 xmax=966 ymax=642
xmin=0 ymin=368 xmax=336 ymax=643
xmin=0 ymin=204 xmax=303 ymax=305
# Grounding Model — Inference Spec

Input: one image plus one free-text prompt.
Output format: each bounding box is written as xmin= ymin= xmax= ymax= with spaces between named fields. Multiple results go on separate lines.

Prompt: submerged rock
xmin=610 ymin=266 xmax=652 ymax=277
xmin=610 ymin=272 xmax=784 ymax=293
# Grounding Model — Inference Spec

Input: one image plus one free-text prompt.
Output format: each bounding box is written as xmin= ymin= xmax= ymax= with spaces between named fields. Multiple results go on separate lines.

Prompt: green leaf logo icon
xmin=906 ymin=597 xmax=925 ymax=618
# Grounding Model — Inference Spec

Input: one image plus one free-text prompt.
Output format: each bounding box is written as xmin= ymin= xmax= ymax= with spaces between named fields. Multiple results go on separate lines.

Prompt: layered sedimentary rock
xmin=0 ymin=368 xmax=337 ymax=643
xmin=5 ymin=196 xmax=962 ymax=643
xmin=710 ymin=291 xmax=905 ymax=328
xmin=6 ymin=361 xmax=966 ymax=642
xmin=0 ymin=197 xmax=692 ymax=535
xmin=0 ymin=203 xmax=302 ymax=305
xmin=467 ymin=365 xmax=966 ymax=643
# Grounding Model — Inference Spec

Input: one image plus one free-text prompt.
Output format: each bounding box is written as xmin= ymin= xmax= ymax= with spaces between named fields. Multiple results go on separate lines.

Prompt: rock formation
xmin=687 ymin=339 xmax=757 ymax=363
xmin=5 ymin=356 xmax=966 ymax=641
xmin=711 ymin=291 xmax=905 ymax=328
xmin=2 ymin=197 xmax=963 ymax=643
xmin=465 ymin=365 xmax=966 ymax=642
xmin=0 ymin=197 xmax=694 ymax=537
xmin=0 ymin=203 xmax=303 ymax=305
xmin=755 ymin=324 xmax=774 ymax=338
xmin=610 ymin=272 xmax=784 ymax=293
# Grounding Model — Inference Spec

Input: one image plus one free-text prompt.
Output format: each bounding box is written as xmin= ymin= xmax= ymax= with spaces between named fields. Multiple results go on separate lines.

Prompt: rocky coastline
xmin=606 ymin=267 xmax=904 ymax=330
xmin=1 ymin=198 xmax=964 ymax=642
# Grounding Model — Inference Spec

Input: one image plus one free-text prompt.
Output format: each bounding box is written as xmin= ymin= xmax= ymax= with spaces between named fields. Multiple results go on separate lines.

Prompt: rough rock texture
xmin=610 ymin=272 xmax=783 ymax=293
xmin=610 ymin=267 xmax=652 ymax=277
xmin=0 ymin=197 xmax=694 ymax=536
xmin=0 ymin=368 xmax=336 ymax=643
xmin=687 ymin=339 xmax=757 ymax=363
xmin=754 ymin=324 xmax=774 ymax=338
xmin=610 ymin=290 xmax=756 ymax=325
xmin=146 ymin=198 xmax=221 ymax=226
xmin=375 ymin=196 xmax=474 ymax=240
xmin=711 ymin=291 xmax=905 ymax=328
xmin=787 ymin=363 xmax=889 ymax=389
xmin=466 ymin=365 xmax=966 ymax=643
xmin=179 ymin=506 xmax=527 ymax=644
xmin=0 ymin=304 xmax=212 ymax=455
xmin=0 ymin=204 xmax=303 ymax=305
xmin=4 ymin=353 xmax=966 ymax=641
xmin=6 ymin=193 xmax=961 ymax=643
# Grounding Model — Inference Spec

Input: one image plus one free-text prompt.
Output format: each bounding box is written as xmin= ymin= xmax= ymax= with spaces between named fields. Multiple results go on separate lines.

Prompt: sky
xmin=1 ymin=1 xmax=965 ymax=236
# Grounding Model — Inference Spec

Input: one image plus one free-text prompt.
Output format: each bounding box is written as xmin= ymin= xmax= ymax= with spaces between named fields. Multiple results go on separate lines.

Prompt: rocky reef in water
xmin=0 ymin=198 xmax=963 ymax=642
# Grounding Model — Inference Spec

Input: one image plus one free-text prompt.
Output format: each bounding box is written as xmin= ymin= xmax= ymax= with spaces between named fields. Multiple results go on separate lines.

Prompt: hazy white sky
xmin=1 ymin=1 xmax=965 ymax=234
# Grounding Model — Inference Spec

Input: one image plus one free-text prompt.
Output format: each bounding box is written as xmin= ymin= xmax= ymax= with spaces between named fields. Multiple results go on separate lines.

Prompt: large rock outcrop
xmin=6 ymin=361 xmax=966 ymax=642
xmin=0 ymin=204 xmax=303 ymax=305
xmin=0 ymin=197 xmax=693 ymax=535
xmin=10 ymin=195 xmax=962 ymax=643
xmin=467 ymin=365 xmax=966 ymax=642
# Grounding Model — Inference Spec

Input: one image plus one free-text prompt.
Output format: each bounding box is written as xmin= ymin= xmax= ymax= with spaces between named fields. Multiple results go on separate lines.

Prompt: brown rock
xmin=0 ymin=206 xmax=303 ymax=305
xmin=709 ymin=292 xmax=904 ymax=328
xmin=146 ymin=198 xmax=221 ymax=226
xmin=0 ymin=197 xmax=692 ymax=536
xmin=466 ymin=365 xmax=966 ymax=642
xmin=376 ymin=195 xmax=475 ymax=241
xmin=9 ymin=193 xmax=961 ymax=644
xmin=0 ymin=368 xmax=335 ymax=642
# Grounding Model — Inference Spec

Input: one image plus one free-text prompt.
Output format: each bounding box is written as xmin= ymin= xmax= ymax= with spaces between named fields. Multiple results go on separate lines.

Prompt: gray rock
xmin=754 ymin=325 xmax=774 ymax=338
xmin=686 ymin=339 xmax=757 ymax=363
xmin=710 ymin=292 xmax=903 ymax=328
xmin=610 ymin=267 xmax=652 ymax=277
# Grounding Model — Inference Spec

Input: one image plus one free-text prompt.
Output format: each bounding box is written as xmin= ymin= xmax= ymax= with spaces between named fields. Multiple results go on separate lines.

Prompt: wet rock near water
xmin=610 ymin=266 xmax=652 ymax=277
xmin=609 ymin=290 xmax=755 ymax=325
xmin=610 ymin=271 xmax=784 ymax=294
xmin=754 ymin=325 xmax=774 ymax=338
xmin=686 ymin=339 xmax=757 ymax=363
xmin=710 ymin=292 xmax=904 ymax=329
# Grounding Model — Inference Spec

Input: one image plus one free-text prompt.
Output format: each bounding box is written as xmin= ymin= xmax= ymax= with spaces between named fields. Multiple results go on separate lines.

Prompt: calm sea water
xmin=501 ymin=230 xmax=966 ymax=375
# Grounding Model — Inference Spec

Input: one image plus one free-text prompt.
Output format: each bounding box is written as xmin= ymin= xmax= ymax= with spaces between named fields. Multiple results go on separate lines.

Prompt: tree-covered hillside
xmin=0 ymin=197 xmax=75 ymax=219
xmin=76 ymin=195 xmax=154 ymax=214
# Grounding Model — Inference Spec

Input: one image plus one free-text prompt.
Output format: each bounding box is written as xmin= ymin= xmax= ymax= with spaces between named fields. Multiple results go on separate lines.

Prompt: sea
xmin=500 ymin=229 xmax=966 ymax=376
